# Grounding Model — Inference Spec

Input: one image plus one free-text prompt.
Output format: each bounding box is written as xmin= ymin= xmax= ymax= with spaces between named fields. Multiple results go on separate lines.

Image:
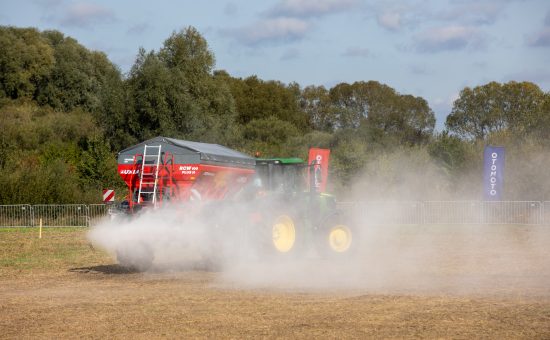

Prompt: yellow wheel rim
xmin=328 ymin=225 xmax=352 ymax=253
xmin=272 ymin=215 xmax=295 ymax=253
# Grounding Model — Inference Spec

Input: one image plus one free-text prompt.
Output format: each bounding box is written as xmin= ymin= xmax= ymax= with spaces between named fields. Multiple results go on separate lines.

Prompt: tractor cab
xmin=254 ymin=158 xmax=308 ymax=194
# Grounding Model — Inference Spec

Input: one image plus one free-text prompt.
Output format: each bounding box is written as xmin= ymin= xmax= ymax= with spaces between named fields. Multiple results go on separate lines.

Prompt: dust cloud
xmin=89 ymin=147 xmax=550 ymax=296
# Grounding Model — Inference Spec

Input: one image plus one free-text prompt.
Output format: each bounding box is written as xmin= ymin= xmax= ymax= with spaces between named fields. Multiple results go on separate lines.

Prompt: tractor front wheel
xmin=327 ymin=224 xmax=353 ymax=253
xmin=318 ymin=216 xmax=357 ymax=258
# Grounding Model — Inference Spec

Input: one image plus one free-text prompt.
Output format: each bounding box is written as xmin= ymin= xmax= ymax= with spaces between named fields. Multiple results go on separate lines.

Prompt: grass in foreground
xmin=0 ymin=227 xmax=111 ymax=274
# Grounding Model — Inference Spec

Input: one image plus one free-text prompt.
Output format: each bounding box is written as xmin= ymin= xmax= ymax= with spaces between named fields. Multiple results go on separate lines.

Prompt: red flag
xmin=308 ymin=148 xmax=330 ymax=193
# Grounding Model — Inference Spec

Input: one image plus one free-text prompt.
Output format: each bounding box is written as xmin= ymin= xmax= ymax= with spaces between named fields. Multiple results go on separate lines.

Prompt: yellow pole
xmin=39 ymin=218 xmax=42 ymax=239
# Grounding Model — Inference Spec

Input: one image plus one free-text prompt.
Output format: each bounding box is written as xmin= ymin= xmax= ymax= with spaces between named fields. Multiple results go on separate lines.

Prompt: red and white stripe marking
xmin=103 ymin=189 xmax=115 ymax=202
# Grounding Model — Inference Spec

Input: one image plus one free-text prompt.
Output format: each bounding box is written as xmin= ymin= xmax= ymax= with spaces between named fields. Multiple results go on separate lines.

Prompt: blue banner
xmin=483 ymin=146 xmax=505 ymax=200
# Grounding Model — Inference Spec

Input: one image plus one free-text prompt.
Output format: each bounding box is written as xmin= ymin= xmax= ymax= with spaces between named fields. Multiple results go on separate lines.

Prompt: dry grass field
xmin=1 ymin=226 xmax=549 ymax=339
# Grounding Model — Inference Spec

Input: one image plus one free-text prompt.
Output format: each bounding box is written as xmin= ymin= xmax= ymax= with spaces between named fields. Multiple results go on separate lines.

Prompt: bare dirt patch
xmin=0 ymin=227 xmax=549 ymax=339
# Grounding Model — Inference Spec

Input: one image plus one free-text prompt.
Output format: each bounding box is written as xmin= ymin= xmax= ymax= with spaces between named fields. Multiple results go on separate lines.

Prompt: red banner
xmin=307 ymin=148 xmax=330 ymax=193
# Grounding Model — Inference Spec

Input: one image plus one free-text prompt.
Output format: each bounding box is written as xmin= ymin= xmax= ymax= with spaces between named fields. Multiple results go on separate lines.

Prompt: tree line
xmin=1 ymin=25 xmax=549 ymax=204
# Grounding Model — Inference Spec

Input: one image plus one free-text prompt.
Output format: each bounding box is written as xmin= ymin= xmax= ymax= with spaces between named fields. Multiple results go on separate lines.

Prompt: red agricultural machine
xmin=117 ymin=137 xmax=256 ymax=209
xmin=113 ymin=136 xmax=356 ymax=269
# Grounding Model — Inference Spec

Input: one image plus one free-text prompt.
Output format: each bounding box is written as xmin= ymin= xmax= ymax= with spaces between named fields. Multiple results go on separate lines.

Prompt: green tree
xmin=159 ymin=26 xmax=214 ymax=95
xmin=126 ymin=48 xmax=178 ymax=140
xmin=160 ymin=27 xmax=237 ymax=145
xmin=0 ymin=26 xmax=54 ymax=100
xmin=535 ymin=93 xmax=550 ymax=142
xmin=328 ymin=82 xmax=365 ymax=129
xmin=428 ymin=131 xmax=470 ymax=175
xmin=351 ymin=146 xmax=451 ymax=200
xmin=35 ymin=30 xmax=122 ymax=115
xmin=78 ymin=135 xmax=124 ymax=195
xmin=328 ymin=81 xmax=435 ymax=144
xmin=241 ymin=116 xmax=300 ymax=156
xmin=223 ymin=75 xmax=309 ymax=131
xmin=299 ymin=85 xmax=335 ymax=131
xmin=446 ymin=81 xmax=546 ymax=140
xmin=0 ymin=102 xmax=116 ymax=204
xmin=329 ymin=131 xmax=369 ymax=187
xmin=125 ymin=27 xmax=238 ymax=146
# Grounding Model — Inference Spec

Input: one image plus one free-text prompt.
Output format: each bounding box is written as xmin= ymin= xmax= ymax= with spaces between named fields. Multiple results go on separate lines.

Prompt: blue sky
xmin=1 ymin=0 xmax=549 ymax=128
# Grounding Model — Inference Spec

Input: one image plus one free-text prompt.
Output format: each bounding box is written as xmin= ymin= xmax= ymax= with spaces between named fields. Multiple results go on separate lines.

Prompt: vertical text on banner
xmin=483 ymin=146 xmax=505 ymax=200
xmin=307 ymin=148 xmax=330 ymax=193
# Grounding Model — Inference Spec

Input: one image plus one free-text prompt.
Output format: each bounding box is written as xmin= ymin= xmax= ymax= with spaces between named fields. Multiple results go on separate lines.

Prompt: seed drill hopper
xmin=117 ymin=136 xmax=256 ymax=210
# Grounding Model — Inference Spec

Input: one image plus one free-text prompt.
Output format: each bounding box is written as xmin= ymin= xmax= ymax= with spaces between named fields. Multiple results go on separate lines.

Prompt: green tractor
xmin=110 ymin=138 xmax=356 ymax=270
xmin=249 ymin=155 xmax=356 ymax=258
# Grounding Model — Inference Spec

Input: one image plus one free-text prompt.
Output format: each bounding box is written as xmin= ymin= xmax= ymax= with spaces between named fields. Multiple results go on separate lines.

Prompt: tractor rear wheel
xmin=271 ymin=214 xmax=297 ymax=253
xmin=252 ymin=213 xmax=304 ymax=259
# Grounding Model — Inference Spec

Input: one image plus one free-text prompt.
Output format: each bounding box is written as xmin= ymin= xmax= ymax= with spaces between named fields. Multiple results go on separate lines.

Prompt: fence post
xmin=30 ymin=205 xmax=35 ymax=227
xmin=26 ymin=204 xmax=31 ymax=227
xmin=546 ymin=202 xmax=548 ymax=226
xmin=423 ymin=201 xmax=427 ymax=225
xmin=85 ymin=205 xmax=90 ymax=227
xmin=540 ymin=201 xmax=543 ymax=225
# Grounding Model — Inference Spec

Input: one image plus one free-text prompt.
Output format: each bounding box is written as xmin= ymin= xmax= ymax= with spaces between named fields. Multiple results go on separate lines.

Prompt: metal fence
xmin=338 ymin=201 xmax=550 ymax=226
xmin=1 ymin=201 xmax=550 ymax=227
xmin=0 ymin=204 xmax=111 ymax=227
xmin=88 ymin=204 xmax=110 ymax=226
xmin=544 ymin=201 xmax=550 ymax=226
xmin=0 ymin=205 xmax=33 ymax=227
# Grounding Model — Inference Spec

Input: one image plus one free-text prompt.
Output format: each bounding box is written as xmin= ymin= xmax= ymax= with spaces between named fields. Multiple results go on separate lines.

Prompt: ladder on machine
xmin=137 ymin=145 xmax=162 ymax=207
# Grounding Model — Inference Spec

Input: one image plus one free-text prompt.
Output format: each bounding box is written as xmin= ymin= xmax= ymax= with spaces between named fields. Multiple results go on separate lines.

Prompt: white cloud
xmin=342 ymin=46 xmax=370 ymax=58
xmin=414 ymin=25 xmax=486 ymax=53
xmin=527 ymin=27 xmax=550 ymax=47
xmin=526 ymin=11 xmax=550 ymax=48
xmin=369 ymin=0 xmax=513 ymax=32
xmin=268 ymin=0 xmax=358 ymax=18
xmin=367 ymin=1 xmax=427 ymax=32
xmin=435 ymin=1 xmax=504 ymax=26
xmin=224 ymin=0 xmax=359 ymax=47
xmin=377 ymin=11 xmax=401 ymax=31
xmin=60 ymin=2 xmax=115 ymax=28
xmin=225 ymin=17 xmax=310 ymax=46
